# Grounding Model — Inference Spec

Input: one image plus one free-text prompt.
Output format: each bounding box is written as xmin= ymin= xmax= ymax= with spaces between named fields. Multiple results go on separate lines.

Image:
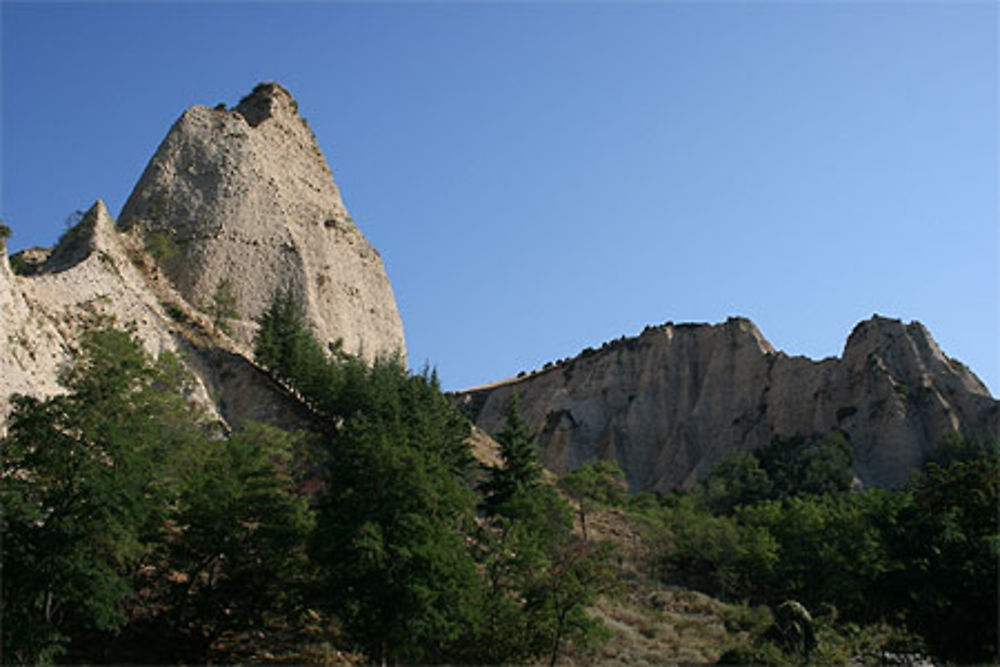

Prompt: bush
xmin=145 ymin=230 xmax=179 ymax=264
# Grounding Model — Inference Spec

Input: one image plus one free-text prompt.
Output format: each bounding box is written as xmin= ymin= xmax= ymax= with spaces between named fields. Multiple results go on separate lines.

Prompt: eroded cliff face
xmin=119 ymin=82 xmax=405 ymax=361
xmin=1 ymin=83 xmax=405 ymax=437
xmin=460 ymin=317 xmax=998 ymax=491
xmin=0 ymin=201 xmax=327 ymax=437
xmin=2 ymin=202 xmax=177 ymax=414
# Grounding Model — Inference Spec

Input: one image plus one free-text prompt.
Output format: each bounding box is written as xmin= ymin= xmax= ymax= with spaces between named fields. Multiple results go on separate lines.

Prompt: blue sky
xmin=2 ymin=2 xmax=997 ymax=395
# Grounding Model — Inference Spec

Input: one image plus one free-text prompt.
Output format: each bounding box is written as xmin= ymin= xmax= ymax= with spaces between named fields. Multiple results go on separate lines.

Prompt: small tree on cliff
xmin=559 ymin=460 xmax=627 ymax=540
xmin=209 ymin=278 xmax=238 ymax=335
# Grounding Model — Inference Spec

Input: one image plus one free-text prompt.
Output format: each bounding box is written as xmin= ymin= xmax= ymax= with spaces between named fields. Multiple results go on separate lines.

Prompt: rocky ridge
xmin=3 ymin=83 xmax=994 ymax=492
xmin=459 ymin=316 xmax=998 ymax=491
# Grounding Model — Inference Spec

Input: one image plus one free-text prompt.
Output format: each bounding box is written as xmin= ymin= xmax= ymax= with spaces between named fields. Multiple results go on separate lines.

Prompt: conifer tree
xmin=482 ymin=393 xmax=544 ymax=516
xmin=308 ymin=358 xmax=483 ymax=663
xmin=559 ymin=460 xmax=627 ymax=540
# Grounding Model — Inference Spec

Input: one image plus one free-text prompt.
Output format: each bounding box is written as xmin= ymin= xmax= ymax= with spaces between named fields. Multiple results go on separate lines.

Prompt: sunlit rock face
xmin=460 ymin=316 xmax=997 ymax=492
xmin=1 ymin=83 xmax=406 ymax=439
xmin=119 ymin=82 xmax=406 ymax=361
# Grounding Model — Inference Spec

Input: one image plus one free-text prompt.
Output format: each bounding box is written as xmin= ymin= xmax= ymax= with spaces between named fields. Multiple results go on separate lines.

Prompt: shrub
xmin=145 ymin=231 xmax=179 ymax=265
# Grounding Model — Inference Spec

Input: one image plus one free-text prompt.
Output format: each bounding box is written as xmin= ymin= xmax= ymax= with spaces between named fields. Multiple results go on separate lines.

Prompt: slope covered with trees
xmin=630 ymin=429 xmax=999 ymax=664
xmin=1 ymin=300 xmax=612 ymax=665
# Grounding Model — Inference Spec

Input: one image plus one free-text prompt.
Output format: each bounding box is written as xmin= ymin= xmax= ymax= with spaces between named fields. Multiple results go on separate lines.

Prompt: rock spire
xmin=119 ymin=82 xmax=405 ymax=360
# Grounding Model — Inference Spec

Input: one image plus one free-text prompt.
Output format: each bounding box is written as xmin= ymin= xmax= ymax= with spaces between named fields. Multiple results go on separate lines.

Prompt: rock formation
xmin=459 ymin=317 xmax=998 ymax=491
xmin=2 ymin=202 xmax=199 ymax=419
xmin=119 ymin=82 xmax=405 ymax=360
xmin=1 ymin=83 xmax=405 ymax=437
xmin=3 ymin=83 xmax=994 ymax=491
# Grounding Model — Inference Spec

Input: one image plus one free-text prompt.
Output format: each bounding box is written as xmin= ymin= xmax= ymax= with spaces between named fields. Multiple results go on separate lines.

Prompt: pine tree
xmin=309 ymin=362 xmax=484 ymax=663
xmin=482 ymin=394 xmax=544 ymax=516
xmin=209 ymin=277 xmax=238 ymax=334
xmin=474 ymin=395 xmax=616 ymax=665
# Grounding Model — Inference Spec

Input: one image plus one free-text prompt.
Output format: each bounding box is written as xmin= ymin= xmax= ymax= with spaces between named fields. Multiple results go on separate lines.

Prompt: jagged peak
xmin=843 ymin=314 xmax=930 ymax=355
xmin=234 ymin=81 xmax=300 ymax=127
xmin=116 ymin=83 xmax=405 ymax=360
xmin=723 ymin=316 xmax=776 ymax=354
xmin=44 ymin=200 xmax=117 ymax=273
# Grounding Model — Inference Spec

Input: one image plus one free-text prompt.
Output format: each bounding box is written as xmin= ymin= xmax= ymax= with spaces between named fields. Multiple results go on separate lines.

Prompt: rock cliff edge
xmin=460 ymin=316 xmax=997 ymax=491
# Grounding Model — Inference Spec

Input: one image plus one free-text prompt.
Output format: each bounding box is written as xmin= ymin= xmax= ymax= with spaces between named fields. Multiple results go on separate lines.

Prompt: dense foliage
xmin=634 ymin=430 xmax=999 ymax=664
xmin=4 ymin=301 xmax=996 ymax=665
xmin=258 ymin=294 xmax=613 ymax=664
xmin=1 ymin=326 xmax=312 ymax=664
xmin=2 ymin=305 xmax=615 ymax=665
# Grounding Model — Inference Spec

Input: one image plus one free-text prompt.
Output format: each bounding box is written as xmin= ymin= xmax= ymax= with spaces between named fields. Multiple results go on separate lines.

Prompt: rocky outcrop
xmin=2 ymin=202 xmax=201 ymax=421
xmin=119 ymin=82 xmax=405 ymax=361
xmin=0 ymin=199 xmax=344 ymax=440
xmin=459 ymin=317 xmax=998 ymax=491
xmin=1 ymin=83 xmax=407 ymax=440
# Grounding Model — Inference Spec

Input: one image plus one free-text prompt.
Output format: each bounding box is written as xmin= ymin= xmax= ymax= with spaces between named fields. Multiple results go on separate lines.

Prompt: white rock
xmin=461 ymin=316 xmax=998 ymax=491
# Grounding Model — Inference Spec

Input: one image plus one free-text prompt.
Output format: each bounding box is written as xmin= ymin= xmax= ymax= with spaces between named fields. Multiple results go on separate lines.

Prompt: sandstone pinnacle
xmin=119 ymin=82 xmax=406 ymax=361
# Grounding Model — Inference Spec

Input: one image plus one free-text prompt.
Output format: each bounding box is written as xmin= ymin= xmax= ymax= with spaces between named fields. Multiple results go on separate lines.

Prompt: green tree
xmin=253 ymin=289 xmax=319 ymax=381
xmin=757 ymin=432 xmax=853 ymax=498
xmin=702 ymin=431 xmax=854 ymax=513
xmin=925 ymin=430 xmax=999 ymax=468
xmin=559 ymin=460 xmax=627 ymax=540
xmin=526 ymin=540 xmax=615 ymax=667
xmin=139 ymin=423 xmax=315 ymax=662
xmin=0 ymin=326 xmax=204 ymax=663
xmin=659 ymin=495 xmax=778 ymax=600
xmin=890 ymin=452 xmax=999 ymax=662
xmin=481 ymin=394 xmax=543 ymax=515
xmin=208 ymin=277 xmax=238 ymax=335
xmin=702 ymin=451 xmax=773 ymax=514
xmin=475 ymin=398 xmax=612 ymax=665
xmin=738 ymin=494 xmax=895 ymax=616
xmin=253 ymin=289 xmax=366 ymax=417
xmin=309 ymin=362 xmax=484 ymax=664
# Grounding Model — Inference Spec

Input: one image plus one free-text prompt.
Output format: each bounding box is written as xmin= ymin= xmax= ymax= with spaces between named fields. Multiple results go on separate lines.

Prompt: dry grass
xmin=557 ymin=506 xmax=757 ymax=666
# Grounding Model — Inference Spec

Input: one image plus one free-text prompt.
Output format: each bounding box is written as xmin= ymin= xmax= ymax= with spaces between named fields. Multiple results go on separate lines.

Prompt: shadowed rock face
xmin=459 ymin=317 xmax=997 ymax=491
xmin=119 ymin=82 xmax=405 ymax=361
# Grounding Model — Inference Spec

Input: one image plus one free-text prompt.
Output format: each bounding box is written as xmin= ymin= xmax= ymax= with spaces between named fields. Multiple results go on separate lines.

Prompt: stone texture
xmin=1 ymin=84 xmax=407 ymax=440
xmin=0 ymin=200 xmax=345 ymax=442
xmin=1 ymin=201 xmax=208 ymax=426
xmin=119 ymin=82 xmax=405 ymax=361
xmin=459 ymin=317 xmax=998 ymax=491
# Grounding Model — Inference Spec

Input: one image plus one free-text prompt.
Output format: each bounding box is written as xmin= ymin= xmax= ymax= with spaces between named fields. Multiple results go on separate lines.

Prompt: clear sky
xmin=2 ymin=2 xmax=997 ymax=395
